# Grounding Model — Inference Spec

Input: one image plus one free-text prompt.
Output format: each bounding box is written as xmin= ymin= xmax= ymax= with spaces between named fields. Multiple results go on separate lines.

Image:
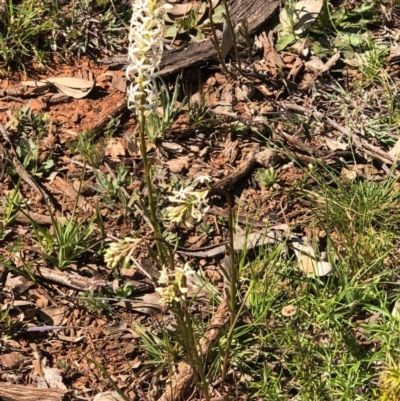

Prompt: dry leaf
xmin=93 ymin=391 xmax=126 ymax=401
xmin=280 ymin=0 xmax=323 ymax=35
xmin=36 ymin=366 xmax=67 ymax=390
xmin=23 ymin=77 xmax=95 ymax=99
xmin=0 ymin=352 xmax=25 ymax=369
xmin=389 ymin=137 xmax=400 ymax=158
xmin=292 ymin=239 xmax=332 ymax=277
xmin=392 ymin=298 xmax=400 ymax=320
xmin=168 ymin=3 xmax=192 ymax=16
xmin=325 ymin=137 xmax=348 ymax=151
xmin=305 ymin=56 xmax=325 ymax=71
xmin=104 ymin=138 xmax=126 ymax=159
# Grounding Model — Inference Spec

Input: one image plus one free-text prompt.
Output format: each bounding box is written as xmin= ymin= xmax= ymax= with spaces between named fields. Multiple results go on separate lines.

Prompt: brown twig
xmin=282 ymin=102 xmax=398 ymax=165
xmin=158 ymin=298 xmax=230 ymax=401
xmin=213 ymin=148 xmax=257 ymax=189
xmin=0 ymin=122 xmax=52 ymax=204
xmin=0 ymin=207 xmax=66 ymax=225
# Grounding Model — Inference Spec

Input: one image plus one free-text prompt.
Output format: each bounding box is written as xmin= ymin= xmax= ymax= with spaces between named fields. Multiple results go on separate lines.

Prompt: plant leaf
xmin=279 ymin=7 xmax=293 ymax=33
xmin=276 ymin=33 xmax=296 ymax=51
xmin=164 ymin=23 xmax=178 ymax=38
xmin=333 ymin=33 xmax=365 ymax=49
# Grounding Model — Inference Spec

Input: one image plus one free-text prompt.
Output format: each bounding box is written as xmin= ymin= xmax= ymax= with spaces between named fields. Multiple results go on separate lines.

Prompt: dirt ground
xmin=1 ymin=1 xmax=400 ymax=400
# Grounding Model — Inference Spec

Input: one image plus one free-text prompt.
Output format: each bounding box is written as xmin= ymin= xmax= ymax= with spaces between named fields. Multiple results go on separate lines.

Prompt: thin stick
xmin=0 ymin=122 xmax=52 ymax=204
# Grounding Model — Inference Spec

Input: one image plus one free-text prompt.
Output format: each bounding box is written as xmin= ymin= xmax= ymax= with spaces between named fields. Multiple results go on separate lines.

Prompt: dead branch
xmin=0 ymin=383 xmax=69 ymax=401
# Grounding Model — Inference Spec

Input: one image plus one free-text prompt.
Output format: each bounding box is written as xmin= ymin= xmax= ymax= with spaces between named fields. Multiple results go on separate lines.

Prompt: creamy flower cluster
xmin=104 ymin=237 xmax=142 ymax=268
xmin=165 ymin=176 xmax=211 ymax=227
xmin=126 ymin=0 xmax=170 ymax=115
xmin=156 ymin=263 xmax=195 ymax=307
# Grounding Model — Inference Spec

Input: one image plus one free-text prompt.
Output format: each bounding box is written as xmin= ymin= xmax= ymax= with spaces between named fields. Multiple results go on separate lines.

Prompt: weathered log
xmin=0 ymin=383 xmax=69 ymax=401
xmin=101 ymin=0 xmax=280 ymax=76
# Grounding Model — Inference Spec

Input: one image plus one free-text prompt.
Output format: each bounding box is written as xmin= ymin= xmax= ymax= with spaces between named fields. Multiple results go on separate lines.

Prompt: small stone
xmin=254 ymin=149 xmax=279 ymax=168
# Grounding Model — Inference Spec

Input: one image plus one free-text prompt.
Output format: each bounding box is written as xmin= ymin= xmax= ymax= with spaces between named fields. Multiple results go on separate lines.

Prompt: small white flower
xmin=166 ymin=186 xmax=209 ymax=227
xmin=168 ymin=186 xmax=193 ymax=203
xmin=194 ymin=175 xmax=212 ymax=184
xmin=155 ymin=262 xmax=195 ymax=307
xmin=104 ymin=237 xmax=142 ymax=268
xmin=165 ymin=204 xmax=188 ymax=225
xmin=158 ymin=266 xmax=169 ymax=286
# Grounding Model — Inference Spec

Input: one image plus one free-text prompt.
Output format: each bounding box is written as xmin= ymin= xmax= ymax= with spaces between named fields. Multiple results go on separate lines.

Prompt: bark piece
xmin=33 ymin=265 xmax=151 ymax=293
xmin=160 ymin=0 xmax=279 ymax=75
xmin=0 ymin=383 xmax=69 ymax=401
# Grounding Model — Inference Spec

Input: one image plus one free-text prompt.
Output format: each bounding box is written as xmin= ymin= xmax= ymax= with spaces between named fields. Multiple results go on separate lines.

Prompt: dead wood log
xmin=101 ymin=0 xmax=280 ymax=76
xmin=33 ymin=265 xmax=152 ymax=293
xmin=0 ymin=383 xmax=69 ymax=401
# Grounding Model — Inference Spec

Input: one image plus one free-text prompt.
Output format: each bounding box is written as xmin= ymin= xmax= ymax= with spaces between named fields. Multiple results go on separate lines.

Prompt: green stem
xmin=181 ymin=305 xmax=210 ymax=400
xmin=220 ymin=0 xmax=242 ymax=73
xmin=208 ymin=187 xmax=238 ymax=385
xmin=138 ymin=102 xmax=166 ymax=264
xmin=207 ymin=0 xmax=234 ymax=79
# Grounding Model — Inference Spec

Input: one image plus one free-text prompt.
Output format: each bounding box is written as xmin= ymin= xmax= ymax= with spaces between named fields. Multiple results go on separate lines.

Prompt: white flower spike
xmin=126 ymin=0 xmax=170 ymax=115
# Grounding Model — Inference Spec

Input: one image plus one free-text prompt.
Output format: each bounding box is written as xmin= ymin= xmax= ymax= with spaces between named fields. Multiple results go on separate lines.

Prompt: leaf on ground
xmin=291 ymin=239 xmax=332 ymax=277
xmin=35 ymin=366 xmax=67 ymax=390
xmin=93 ymin=391 xmax=126 ymax=401
xmin=168 ymin=3 xmax=192 ymax=16
xmin=104 ymin=138 xmax=126 ymax=159
xmin=325 ymin=137 xmax=348 ymax=151
xmin=293 ymin=0 xmax=323 ymax=34
xmin=0 ymin=352 xmax=25 ymax=369
xmin=280 ymin=0 xmax=323 ymax=35
xmin=23 ymin=77 xmax=95 ymax=99
xmin=389 ymin=137 xmax=400 ymax=158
